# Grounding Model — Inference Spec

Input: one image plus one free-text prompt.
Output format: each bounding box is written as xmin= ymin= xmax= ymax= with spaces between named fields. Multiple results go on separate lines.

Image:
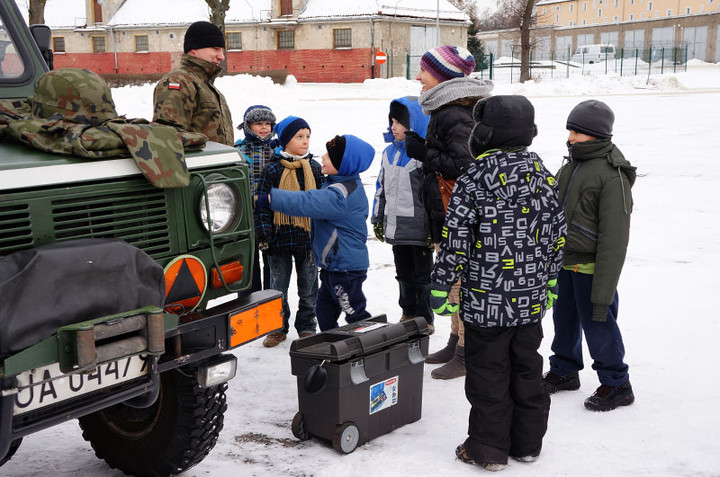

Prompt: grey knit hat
xmin=566 ymin=100 xmax=614 ymax=139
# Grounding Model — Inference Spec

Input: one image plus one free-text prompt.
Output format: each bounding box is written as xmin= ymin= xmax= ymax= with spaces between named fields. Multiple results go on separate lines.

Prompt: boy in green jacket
xmin=543 ymin=100 xmax=637 ymax=412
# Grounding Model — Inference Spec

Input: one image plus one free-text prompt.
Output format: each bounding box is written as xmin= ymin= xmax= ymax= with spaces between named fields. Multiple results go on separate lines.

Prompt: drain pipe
xmin=370 ymin=16 xmax=375 ymax=79
xmin=110 ymin=24 xmax=118 ymax=73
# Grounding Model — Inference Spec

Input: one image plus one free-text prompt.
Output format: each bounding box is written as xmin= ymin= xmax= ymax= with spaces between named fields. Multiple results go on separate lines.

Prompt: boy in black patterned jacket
xmin=429 ymin=96 xmax=566 ymax=470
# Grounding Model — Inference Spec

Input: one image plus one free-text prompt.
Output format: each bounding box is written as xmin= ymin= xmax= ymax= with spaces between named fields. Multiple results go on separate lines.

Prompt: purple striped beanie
xmin=420 ymin=46 xmax=476 ymax=82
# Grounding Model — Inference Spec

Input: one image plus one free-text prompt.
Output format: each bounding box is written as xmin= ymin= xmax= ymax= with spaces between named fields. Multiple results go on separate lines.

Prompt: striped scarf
xmin=274 ymin=157 xmax=316 ymax=232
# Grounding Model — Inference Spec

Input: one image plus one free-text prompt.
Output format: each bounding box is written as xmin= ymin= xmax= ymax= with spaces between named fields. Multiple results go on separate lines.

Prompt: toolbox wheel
xmin=332 ymin=422 xmax=360 ymax=454
xmin=291 ymin=412 xmax=310 ymax=441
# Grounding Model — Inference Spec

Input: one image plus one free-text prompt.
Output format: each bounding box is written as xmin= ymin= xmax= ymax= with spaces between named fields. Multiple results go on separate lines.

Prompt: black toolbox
xmin=289 ymin=315 xmax=430 ymax=453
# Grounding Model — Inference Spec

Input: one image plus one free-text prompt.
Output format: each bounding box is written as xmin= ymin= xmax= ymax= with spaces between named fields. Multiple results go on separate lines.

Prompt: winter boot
xmin=542 ymin=371 xmax=581 ymax=394
xmin=431 ymin=345 xmax=465 ymax=380
xmin=584 ymin=381 xmax=635 ymax=411
xmin=425 ymin=333 xmax=459 ymax=364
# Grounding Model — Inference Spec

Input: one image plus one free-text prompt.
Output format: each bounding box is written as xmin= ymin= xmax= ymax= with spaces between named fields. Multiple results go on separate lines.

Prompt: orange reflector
xmin=229 ymin=297 xmax=283 ymax=348
xmin=211 ymin=261 xmax=244 ymax=289
xmin=163 ymin=255 xmax=207 ymax=315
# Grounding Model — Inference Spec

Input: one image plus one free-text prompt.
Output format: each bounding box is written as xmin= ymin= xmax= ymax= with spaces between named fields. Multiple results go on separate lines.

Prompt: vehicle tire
xmin=78 ymin=368 xmax=227 ymax=477
xmin=332 ymin=422 xmax=359 ymax=454
xmin=0 ymin=438 xmax=22 ymax=467
xmin=291 ymin=412 xmax=310 ymax=441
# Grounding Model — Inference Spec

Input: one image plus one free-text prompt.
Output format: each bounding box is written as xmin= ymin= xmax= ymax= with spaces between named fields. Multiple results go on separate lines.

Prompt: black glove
xmin=404 ymin=131 xmax=428 ymax=162
xmin=373 ymin=222 xmax=384 ymax=242
xmin=253 ymin=193 xmax=270 ymax=211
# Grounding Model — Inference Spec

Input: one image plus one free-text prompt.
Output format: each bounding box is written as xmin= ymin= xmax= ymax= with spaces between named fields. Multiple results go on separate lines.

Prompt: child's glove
xmin=253 ymin=193 xmax=270 ymax=211
xmin=373 ymin=222 xmax=384 ymax=242
xmin=404 ymin=131 xmax=428 ymax=162
xmin=546 ymin=276 xmax=558 ymax=309
xmin=429 ymin=284 xmax=459 ymax=316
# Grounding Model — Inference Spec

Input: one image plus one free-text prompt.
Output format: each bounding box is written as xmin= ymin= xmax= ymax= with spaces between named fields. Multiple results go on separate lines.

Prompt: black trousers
xmin=392 ymin=244 xmax=433 ymax=324
xmin=463 ymin=321 xmax=550 ymax=464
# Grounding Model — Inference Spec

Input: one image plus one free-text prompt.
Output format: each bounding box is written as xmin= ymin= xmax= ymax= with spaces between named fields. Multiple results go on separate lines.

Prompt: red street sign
xmin=375 ymin=51 xmax=387 ymax=64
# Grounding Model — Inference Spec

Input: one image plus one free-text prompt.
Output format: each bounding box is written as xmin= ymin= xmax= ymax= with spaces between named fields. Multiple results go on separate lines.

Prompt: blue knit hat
xmin=420 ymin=46 xmax=475 ymax=82
xmin=275 ymin=115 xmax=311 ymax=149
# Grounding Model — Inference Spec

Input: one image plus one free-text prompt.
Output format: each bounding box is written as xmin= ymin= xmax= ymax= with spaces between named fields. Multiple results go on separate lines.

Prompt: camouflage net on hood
xmin=0 ymin=68 xmax=207 ymax=188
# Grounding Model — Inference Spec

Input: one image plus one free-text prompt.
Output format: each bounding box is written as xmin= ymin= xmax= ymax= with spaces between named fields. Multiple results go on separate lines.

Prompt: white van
xmin=571 ymin=44 xmax=616 ymax=64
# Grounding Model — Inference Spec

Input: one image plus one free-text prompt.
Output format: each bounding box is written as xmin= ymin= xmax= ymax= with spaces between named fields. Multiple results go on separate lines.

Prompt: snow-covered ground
xmin=3 ymin=63 xmax=720 ymax=476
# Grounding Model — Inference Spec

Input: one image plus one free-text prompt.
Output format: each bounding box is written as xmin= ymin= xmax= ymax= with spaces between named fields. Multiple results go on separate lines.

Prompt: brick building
xmin=25 ymin=0 xmax=471 ymax=82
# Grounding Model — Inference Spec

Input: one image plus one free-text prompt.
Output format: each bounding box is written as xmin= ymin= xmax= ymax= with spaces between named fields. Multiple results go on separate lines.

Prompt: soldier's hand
xmin=253 ymin=193 xmax=271 ymax=211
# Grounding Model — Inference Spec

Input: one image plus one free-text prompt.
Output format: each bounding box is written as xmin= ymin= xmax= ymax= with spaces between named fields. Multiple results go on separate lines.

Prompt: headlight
xmin=199 ymin=183 xmax=238 ymax=233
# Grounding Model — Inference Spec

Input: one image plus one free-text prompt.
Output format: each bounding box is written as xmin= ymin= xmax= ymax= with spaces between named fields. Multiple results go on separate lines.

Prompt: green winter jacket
xmin=153 ymin=55 xmax=234 ymax=146
xmin=556 ymin=139 xmax=636 ymax=321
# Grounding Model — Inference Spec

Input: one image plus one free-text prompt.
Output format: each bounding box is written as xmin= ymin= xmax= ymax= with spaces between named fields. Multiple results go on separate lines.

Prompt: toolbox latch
xmin=408 ymin=340 xmax=424 ymax=364
xmin=350 ymin=359 xmax=368 ymax=385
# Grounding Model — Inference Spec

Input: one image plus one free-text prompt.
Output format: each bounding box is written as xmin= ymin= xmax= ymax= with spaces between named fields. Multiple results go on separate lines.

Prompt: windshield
xmin=0 ymin=15 xmax=26 ymax=80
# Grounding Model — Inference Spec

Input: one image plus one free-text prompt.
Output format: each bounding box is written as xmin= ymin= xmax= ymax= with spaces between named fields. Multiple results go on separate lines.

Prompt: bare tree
xmin=28 ymin=0 xmax=47 ymax=25
xmin=477 ymin=0 xmax=541 ymax=82
xmin=205 ymin=0 xmax=230 ymax=33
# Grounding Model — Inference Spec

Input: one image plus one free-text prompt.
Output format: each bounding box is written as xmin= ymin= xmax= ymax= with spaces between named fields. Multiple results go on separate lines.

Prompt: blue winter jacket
xmin=372 ymin=96 xmax=430 ymax=246
xmin=270 ymin=135 xmax=376 ymax=272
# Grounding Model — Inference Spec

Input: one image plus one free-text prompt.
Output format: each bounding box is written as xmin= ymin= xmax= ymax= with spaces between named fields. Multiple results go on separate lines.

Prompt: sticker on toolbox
xmin=351 ymin=322 xmax=388 ymax=333
xmin=369 ymin=376 xmax=398 ymax=415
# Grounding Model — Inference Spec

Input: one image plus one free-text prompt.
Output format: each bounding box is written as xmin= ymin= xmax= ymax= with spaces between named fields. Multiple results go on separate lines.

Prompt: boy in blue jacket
xmin=255 ymin=135 xmax=376 ymax=331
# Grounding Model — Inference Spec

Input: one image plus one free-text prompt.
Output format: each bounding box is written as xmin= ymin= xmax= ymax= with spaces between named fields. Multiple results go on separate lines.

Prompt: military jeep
xmin=0 ymin=2 xmax=282 ymax=475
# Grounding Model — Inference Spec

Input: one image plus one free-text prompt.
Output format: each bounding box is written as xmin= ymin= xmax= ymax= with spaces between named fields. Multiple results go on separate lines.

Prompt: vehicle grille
xmin=51 ymin=188 xmax=172 ymax=257
xmin=0 ymin=203 xmax=33 ymax=254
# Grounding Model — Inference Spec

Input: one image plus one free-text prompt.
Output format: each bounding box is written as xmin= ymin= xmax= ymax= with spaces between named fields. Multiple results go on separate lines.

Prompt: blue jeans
xmin=267 ymin=249 xmax=318 ymax=335
xmin=316 ymin=269 xmax=371 ymax=331
xmin=549 ymin=269 xmax=629 ymax=386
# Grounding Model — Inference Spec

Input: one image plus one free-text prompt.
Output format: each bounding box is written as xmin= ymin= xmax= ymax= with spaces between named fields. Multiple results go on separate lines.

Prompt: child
xmin=430 ymin=95 xmax=566 ymax=469
xmin=543 ymin=99 xmax=636 ymax=412
xmin=235 ymin=104 xmax=276 ymax=291
xmin=255 ymin=116 xmax=324 ymax=347
xmin=255 ymin=135 xmax=375 ymax=331
xmin=371 ymin=97 xmax=434 ymax=333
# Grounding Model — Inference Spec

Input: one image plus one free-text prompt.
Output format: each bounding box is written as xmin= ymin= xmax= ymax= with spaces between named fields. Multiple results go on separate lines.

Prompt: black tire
xmin=78 ymin=368 xmax=227 ymax=477
xmin=291 ymin=412 xmax=310 ymax=441
xmin=0 ymin=438 xmax=22 ymax=467
xmin=332 ymin=422 xmax=359 ymax=454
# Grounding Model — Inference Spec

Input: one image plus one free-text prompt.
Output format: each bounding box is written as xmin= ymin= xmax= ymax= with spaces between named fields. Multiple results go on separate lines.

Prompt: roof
xmin=31 ymin=0 xmax=467 ymax=29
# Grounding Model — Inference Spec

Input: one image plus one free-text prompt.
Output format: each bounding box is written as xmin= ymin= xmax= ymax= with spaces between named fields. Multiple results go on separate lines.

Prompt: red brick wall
xmin=53 ymin=48 xmax=377 ymax=83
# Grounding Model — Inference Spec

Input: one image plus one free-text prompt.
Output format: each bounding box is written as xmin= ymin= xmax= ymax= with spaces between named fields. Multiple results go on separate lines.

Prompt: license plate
xmin=13 ymin=355 xmax=148 ymax=416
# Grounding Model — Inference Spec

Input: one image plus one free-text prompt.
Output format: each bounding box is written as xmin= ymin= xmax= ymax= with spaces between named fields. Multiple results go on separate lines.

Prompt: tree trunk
xmin=28 ymin=0 xmax=47 ymax=25
xmin=519 ymin=0 xmax=536 ymax=83
xmin=205 ymin=0 xmax=230 ymax=34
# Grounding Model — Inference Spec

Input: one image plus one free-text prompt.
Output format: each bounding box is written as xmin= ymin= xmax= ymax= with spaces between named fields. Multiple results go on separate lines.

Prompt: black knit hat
xmin=566 ymin=100 xmax=614 ymax=139
xmin=469 ymin=95 xmax=537 ymax=157
xmin=389 ymin=101 xmax=410 ymax=129
xmin=184 ymin=21 xmax=225 ymax=53
xmin=326 ymin=135 xmax=346 ymax=171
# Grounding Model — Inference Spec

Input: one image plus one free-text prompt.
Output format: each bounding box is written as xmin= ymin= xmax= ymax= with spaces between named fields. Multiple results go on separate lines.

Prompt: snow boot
xmin=431 ymin=345 xmax=465 ymax=380
xmin=425 ymin=333 xmax=459 ymax=364
xmin=542 ymin=371 xmax=580 ymax=394
xmin=584 ymin=381 xmax=634 ymax=411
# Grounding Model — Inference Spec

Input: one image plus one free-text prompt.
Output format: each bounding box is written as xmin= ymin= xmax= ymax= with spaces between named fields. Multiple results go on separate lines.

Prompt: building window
xmin=280 ymin=0 xmax=292 ymax=16
xmin=227 ymin=31 xmax=242 ymax=50
xmin=686 ymin=6 xmax=691 ymax=13
xmin=630 ymin=0 xmax=634 ymax=5
xmin=614 ymin=0 xmax=618 ymax=6
xmin=542 ymin=7 xmax=546 ymax=14
xmin=582 ymin=19 xmax=586 ymax=24
xmin=277 ymin=30 xmax=294 ymax=50
xmin=556 ymin=14 xmax=560 ymax=22
xmin=598 ymin=9 xmax=602 ymax=16
xmin=569 ymin=20 xmax=574 ymax=25
xmin=333 ymin=28 xmax=352 ymax=48
xmin=583 ymin=2 xmax=587 ymax=10
xmin=91 ymin=35 xmax=105 ymax=53
xmin=648 ymin=2 xmax=653 ymax=11
xmin=134 ymin=34 xmax=148 ymax=52
xmin=667 ymin=9 xmax=672 ymax=15
xmin=570 ymin=4 xmax=574 ymax=12
xmin=92 ymin=0 xmax=103 ymax=23
xmin=52 ymin=36 xmax=65 ymax=53
xmin=614 ymin=15 xmax=618 ymax=20
xmin=629 ymin=13 xmax=634 ymax=19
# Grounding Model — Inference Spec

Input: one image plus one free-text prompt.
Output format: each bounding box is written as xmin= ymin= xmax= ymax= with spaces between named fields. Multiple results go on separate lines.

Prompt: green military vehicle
xmin=0 ymin=1 xmax=282 ymax=475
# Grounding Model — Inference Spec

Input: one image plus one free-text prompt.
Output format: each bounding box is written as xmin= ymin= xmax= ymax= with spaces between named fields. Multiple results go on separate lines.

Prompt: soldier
xmin=153 ymin=21 xmax=234 ymax=146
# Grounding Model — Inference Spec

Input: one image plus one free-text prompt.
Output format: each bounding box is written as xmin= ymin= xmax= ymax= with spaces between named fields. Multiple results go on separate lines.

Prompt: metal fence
xmin=407 ymin=45 xmax=689 ymax=83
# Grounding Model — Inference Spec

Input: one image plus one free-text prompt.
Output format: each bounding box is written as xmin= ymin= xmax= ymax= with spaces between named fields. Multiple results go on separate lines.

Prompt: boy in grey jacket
xmin=543 ymin=99 xmax=637 ymax=412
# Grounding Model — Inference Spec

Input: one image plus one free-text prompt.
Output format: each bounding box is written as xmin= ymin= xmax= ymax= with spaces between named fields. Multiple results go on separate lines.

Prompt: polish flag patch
xmin=168 ymin=82 xmax=181 ymax=90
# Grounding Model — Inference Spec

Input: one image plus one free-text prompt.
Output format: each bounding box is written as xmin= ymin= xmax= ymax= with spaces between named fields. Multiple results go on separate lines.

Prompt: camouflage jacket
xmin=0 ymin=68 xmax=206 ymax=188
xmin=153 ymin=55 xmax=234 ymax=146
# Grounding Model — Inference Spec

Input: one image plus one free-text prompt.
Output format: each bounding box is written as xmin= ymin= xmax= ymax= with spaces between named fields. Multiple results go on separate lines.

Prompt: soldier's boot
xmin=425 ymin=333 xmax=459 ymax=364
xmin=431 ymin=345 xmax=466 ymax=380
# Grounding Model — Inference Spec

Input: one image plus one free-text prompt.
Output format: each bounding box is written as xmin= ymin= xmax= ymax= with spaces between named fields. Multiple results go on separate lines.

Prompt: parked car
xmin=571 ymin=44 xmax=616 ymax=64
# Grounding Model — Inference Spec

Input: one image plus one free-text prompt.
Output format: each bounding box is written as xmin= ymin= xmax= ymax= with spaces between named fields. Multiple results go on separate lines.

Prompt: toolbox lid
xmin=289 ymin=315 xmax=430 ymax=362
